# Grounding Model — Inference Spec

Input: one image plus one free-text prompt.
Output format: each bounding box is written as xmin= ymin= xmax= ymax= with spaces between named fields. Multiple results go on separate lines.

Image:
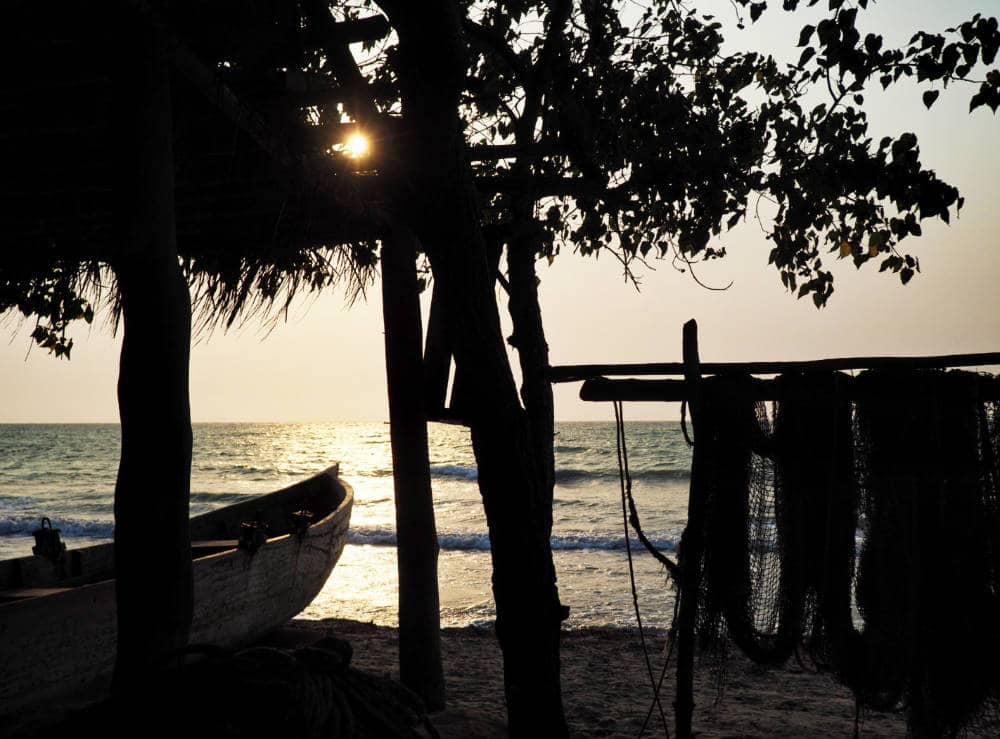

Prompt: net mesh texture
xmin=685 ymin=369 xmax=1000 ymax=736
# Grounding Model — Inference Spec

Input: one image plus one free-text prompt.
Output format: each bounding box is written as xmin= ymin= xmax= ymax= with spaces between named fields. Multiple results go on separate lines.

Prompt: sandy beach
xmin=3 ymin=615 xmax=908 ymax=739
xmin=275 ymin=618 xmax=907 ymax=737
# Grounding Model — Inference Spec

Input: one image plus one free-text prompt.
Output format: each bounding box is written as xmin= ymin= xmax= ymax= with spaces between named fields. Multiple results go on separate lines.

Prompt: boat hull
xmin=0 ymin=466 xmax=353 ymax=719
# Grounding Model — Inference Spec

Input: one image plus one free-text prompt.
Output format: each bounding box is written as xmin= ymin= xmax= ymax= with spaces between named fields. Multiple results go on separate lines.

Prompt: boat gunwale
xmin=185 ymin=471 xmax=353 ymax=563
xmin=0 ymin=466 xmax=355 ymax=721
xmin=0 ymin=466 xmax=353 ymax=603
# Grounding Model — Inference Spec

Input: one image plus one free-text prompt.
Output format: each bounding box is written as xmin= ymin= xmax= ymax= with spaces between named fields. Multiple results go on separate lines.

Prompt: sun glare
xmin=345 ymin=132 xmax=369 ymax=158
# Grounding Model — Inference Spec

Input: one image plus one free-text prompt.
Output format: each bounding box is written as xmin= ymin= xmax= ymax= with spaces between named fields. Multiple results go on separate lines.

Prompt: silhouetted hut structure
xmin=1 ymin=1 xmax=386 ymax=286
xmin=0 ymin=0 xmax=451 ymax=711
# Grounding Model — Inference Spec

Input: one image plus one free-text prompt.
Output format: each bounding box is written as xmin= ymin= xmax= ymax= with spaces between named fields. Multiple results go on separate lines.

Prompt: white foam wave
xmin=347 ymin=526 xmax=679 ymax=553
xmin=0 ymin=516 xmax=114 ymax=538
xmin=425 ymin=464 xmax=689 ymax=485
xmin=555 ymin=467 xmax=690 ymax=484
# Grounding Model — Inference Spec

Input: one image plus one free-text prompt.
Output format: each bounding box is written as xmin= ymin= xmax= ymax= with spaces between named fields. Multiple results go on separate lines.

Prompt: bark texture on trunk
xmin=381 ymin=225 xmax=446 ymax=710
xmin=375 ymin=3 xmax=567 ymax=733
xmin=503 ymin=0 xmax=569 ymax=546
xmin=507 ymin=215 xmax=556 ymax=536
xmin=110 ymin=15 xmax=194 ymax=691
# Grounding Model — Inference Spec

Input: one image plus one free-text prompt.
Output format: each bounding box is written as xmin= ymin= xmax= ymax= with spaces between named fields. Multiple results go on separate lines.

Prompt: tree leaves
xmin=375 ymin=1 xmax=994 ymax=311
xmin=970 ymin=78 xmax=1000 ymax=112
xmin=0 ymin=266 xmax=100 ymax=359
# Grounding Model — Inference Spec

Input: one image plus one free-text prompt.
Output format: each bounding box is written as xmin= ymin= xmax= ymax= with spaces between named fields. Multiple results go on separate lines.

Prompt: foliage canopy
xmin=4 ymin=0 xmax=998 ymax=353
xmin=447 ymin=0 xmax=998 ymax=307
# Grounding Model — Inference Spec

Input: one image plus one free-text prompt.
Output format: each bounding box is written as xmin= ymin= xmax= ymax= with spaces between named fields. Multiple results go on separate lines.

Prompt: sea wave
xmin=429 ymin=464 xmax=479 ymax=480
xmin=555 ymin=468 xmax=690 ymax=484
xmin=354 ymin=467 xmax=395 ymax=478
xmin=347 ymin=525 xmax=679 ymax=553
xmin=0 ymin=516 xmax=114 ymax=539
xmin=423 ymin=465 xmax=690 ymax=485
xmin=230 ymin=465 xmax=279 ymax=476
xmin=355 ymin=496 xmax=393 ymax=507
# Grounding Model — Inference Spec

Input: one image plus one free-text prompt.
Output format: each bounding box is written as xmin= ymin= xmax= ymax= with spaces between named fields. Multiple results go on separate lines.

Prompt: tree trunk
xmin=376 ymin=3 xmax=568 ymax=733
xmin=110 ymin=14 xmax=194 ymax=691
xmin=503 ymin=0 xmax=568 ymax=545
xmin=381 ymin=224 xmax=446 ymax=710
xmin=506 ymin=214 xmax=556 ymax=538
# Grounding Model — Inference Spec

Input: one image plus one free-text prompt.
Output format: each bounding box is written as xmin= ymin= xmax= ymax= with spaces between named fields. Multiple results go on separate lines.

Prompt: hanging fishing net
xmin=682 ymin=368 xmax=1000 ymax=734
xmin=690 ymin=373 xmax=793 ymax=666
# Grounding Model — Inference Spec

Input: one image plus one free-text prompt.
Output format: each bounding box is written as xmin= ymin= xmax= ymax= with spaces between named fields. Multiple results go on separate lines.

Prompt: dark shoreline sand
xmin=282 ymin=618 xmax=907 ymax=737
xmin=3 ymin=616 xmax=907 ymax=738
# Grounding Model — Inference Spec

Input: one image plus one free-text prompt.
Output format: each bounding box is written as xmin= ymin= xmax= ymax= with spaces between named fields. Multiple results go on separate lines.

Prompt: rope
xmin=641 ymin=596 xmax=681 ymax=736
xmin=614 ymin=400 xmax=670 ymax=738
xmin=615 ymin=404 xmax=681 ymax=582
xmin=626 ymin=487 xmax=681 ymax=583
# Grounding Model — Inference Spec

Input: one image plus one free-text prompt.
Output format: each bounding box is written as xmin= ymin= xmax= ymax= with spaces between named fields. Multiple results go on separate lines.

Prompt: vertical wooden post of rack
xmin=675 ymin=319 xmax=705 ymax=739
xmin=381 ymin=224 xmax=446 ymax=710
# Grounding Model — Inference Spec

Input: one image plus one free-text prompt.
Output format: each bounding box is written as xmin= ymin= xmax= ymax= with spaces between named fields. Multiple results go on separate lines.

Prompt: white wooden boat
xmin=0 ymin=465 xmax=353 ymax=717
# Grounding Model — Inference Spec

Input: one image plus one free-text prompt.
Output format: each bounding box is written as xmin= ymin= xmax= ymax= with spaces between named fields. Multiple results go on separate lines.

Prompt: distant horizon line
xmin=0 ymin=418 xmax=681 ymax=425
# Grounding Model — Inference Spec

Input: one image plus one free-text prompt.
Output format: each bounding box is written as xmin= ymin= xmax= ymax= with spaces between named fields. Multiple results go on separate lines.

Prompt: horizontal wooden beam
xmin=580 ymin=373 xmax=1000 ymax=403
xmin=579 ymin=378 xmax=694 ymax=403
xmin=550 ymin=352 xmax=1000 ymax=384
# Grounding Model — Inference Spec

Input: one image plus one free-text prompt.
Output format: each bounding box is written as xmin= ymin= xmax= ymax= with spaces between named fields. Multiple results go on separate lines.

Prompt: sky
xmin=1 ymin=1 xmax=997 ymax=423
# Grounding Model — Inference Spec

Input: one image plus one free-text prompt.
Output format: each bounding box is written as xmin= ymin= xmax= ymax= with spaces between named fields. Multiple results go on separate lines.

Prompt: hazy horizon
xmin=0 ymin=418 xmax=685 ymax=425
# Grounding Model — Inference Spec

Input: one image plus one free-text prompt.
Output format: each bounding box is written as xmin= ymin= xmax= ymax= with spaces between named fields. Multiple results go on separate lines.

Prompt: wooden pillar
xmin=380 ymin=224 xmax=446 ymax=710
xmin=675 ymin=319 xmax=704 ymax=739
xmin=110 ymin=11 xmax=194 ymax=690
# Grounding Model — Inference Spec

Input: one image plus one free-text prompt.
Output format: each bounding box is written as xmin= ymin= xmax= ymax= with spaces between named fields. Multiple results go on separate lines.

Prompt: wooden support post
xmin=109 ymin=10 xmax=194 ymax=694
xmin=675 ymin=319 xmax=705 ymax=739
xmin=423 ymin=280 xmax=451 ymax=418
xmin=380 ymin=224 xmax=446 ymax=710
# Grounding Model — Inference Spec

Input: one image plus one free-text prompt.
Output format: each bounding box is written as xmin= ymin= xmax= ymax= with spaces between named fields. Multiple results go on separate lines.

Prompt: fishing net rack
xmin=550 ymin=319 xmax=1000 ymax=739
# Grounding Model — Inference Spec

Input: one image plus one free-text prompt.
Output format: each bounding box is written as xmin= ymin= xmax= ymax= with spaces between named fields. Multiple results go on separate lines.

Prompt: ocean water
xmin=0 ymin=421 xmax=690 ymax=630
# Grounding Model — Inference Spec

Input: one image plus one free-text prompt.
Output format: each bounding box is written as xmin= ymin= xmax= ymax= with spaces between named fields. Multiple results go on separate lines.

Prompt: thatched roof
xmin=0 ymin=0 xmax=391 ymax=330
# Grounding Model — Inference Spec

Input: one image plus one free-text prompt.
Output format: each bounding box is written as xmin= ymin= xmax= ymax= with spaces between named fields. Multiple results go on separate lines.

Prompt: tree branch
xmin=462 ymin=17 xmax=530 ymax=84
xmin=518 ymin=0 xmax=572 ymax=144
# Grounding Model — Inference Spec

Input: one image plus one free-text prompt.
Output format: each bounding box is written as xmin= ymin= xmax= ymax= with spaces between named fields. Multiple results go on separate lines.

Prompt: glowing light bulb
xmin=345 ymin=132 xmax=369 ymax=158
